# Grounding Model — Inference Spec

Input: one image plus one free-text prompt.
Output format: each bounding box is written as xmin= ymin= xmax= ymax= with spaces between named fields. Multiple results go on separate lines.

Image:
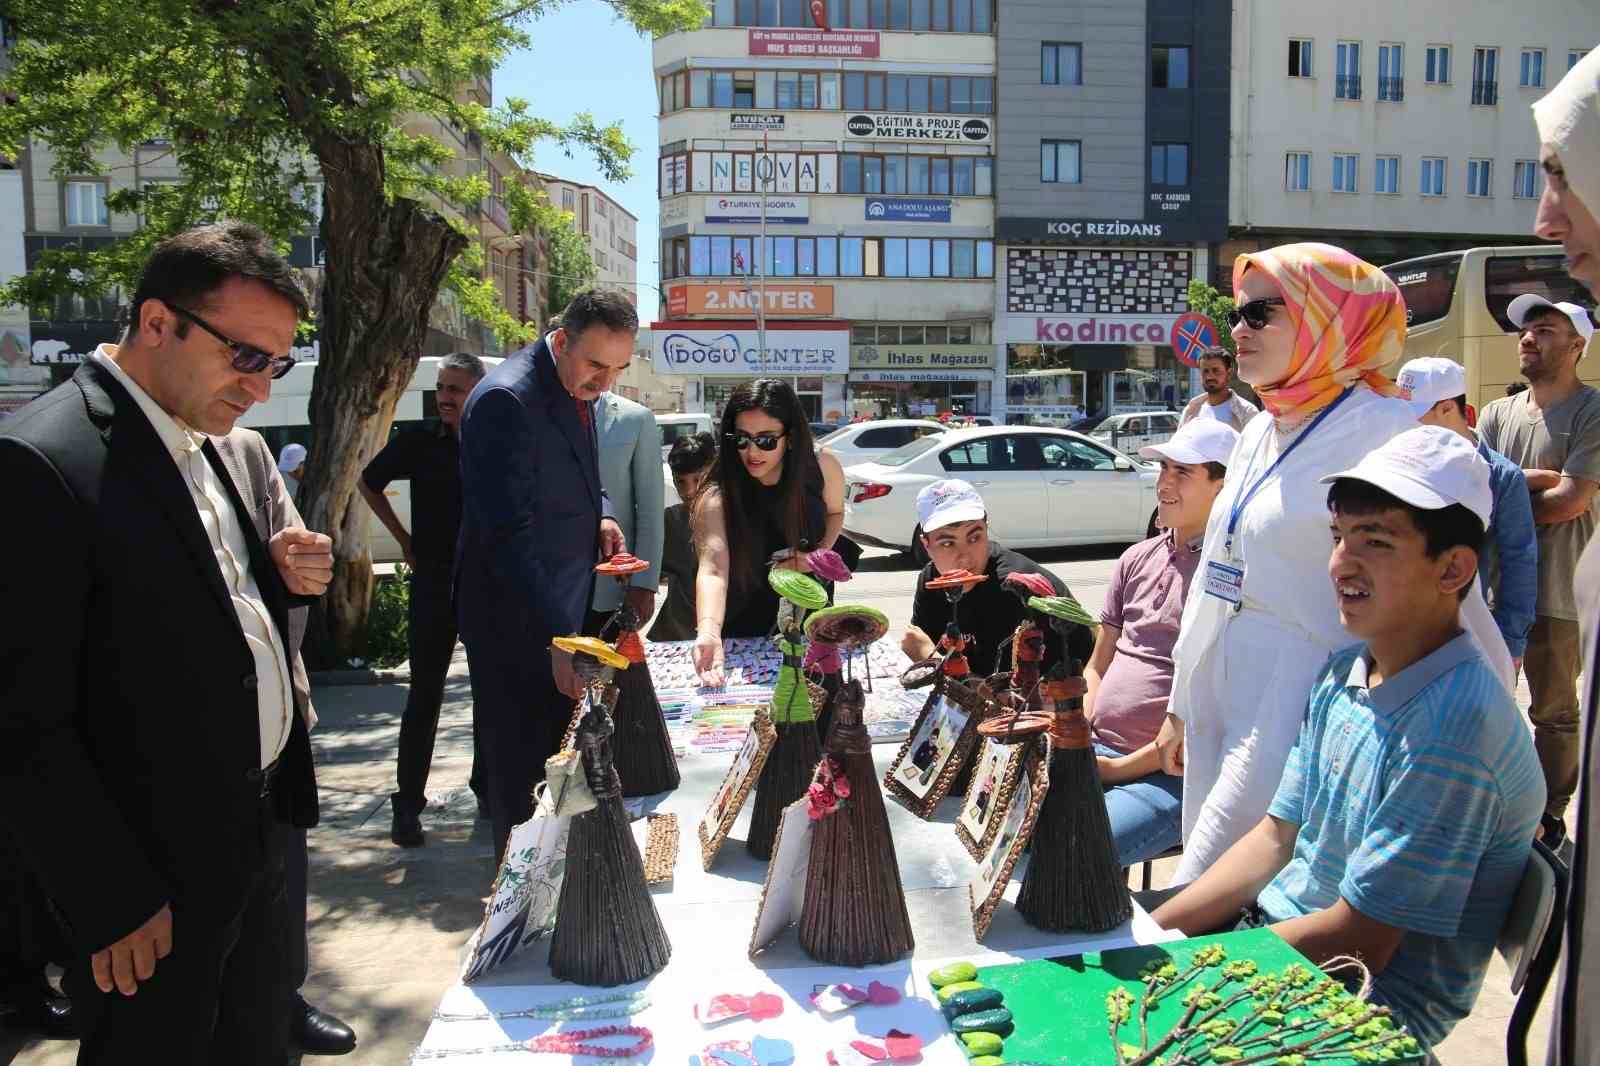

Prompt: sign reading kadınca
xmin=653 ymin=323 xmax=850 ymax=375
xmin=846 ymin=113 xmax=991 ymax=144
xmin=748 ymin=28 xmax=879 ymax=57
xmin=668 ymin=283 xmax=835 ymax=318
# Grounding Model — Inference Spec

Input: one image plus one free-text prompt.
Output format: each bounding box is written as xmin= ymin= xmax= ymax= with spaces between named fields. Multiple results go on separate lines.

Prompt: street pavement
xmin=2 ymin=545 xmax=1557 ymax=1064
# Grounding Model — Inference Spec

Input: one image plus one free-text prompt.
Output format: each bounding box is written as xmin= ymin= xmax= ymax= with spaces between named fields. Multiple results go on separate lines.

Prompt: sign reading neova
xmin=655 ymin=326 xmax=850 ymax=375
xmin=846 ymin=113 xmax=991 ymax=144
xmin=865 ymin=197 xmax=951 ymax=222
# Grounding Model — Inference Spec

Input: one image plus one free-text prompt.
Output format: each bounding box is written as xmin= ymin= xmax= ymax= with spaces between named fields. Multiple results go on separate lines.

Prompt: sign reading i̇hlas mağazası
xmin=653 ymin=325 xmax=850 ymax=375
xmin=845 ymin=113 xmax=991 ymax=143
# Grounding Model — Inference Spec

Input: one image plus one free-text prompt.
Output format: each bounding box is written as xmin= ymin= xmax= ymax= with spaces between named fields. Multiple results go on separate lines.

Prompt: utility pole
xmin=755 ymin=130 xmax=772 ymax=375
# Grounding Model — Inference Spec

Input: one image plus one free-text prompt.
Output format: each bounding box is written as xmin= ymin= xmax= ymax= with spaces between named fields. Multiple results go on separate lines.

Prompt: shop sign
xmin=997 ymin=214 xmax=1227 ymax=244
xmin=730 ymin=112 xmax=785 ymax=132
xmin=653 ymin=323 xmax=850 ymax=375
xmin=845 ymin=113 xmax=991 ymax=144
xmin=851 ymin=344 xmax=993 ymax=371
xmin=1014 ymin=314 xmax=1182 ymax=345
xmin=851 ymin=369 xmax=991 ymax=382
xmin=660 ymin=197 xmax=692 ymax=227
xmin=748 ymin=28 xmax=879 ymax=57
xmin=864 ymin=197 xmax=951 ymax=223
xmin=704 ymin=195 xmax=809 ymax=224
xmin=669 ymin=283 xmax=834 ymax=318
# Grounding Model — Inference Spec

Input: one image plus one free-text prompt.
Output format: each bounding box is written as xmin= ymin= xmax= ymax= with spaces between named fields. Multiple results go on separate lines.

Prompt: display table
xmin=415 ymin=744 xmax=1179 ymax=1063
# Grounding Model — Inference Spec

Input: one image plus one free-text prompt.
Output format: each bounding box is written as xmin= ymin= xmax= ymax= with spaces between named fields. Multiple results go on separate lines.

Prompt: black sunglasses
xmin=1225 ymin=297 xmax=1286 ymax=332
xmin=168 ymin=304 xmax=296 ymax=380
xmin=726 ymin=430 xmax=786 ymax=452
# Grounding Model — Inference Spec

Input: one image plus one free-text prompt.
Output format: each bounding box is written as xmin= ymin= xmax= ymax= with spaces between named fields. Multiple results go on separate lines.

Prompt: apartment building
xmin=538 ymin=173 xmax=641 ymax=309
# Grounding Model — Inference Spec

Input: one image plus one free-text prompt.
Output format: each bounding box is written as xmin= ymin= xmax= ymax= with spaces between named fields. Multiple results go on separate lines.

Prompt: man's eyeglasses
xmin=167 ymin=303 xmax=296 ymax=380
xmin=1225 ymin=297 xmax=1286 ymax=332
xmin=726 ymin=430 xmax=786 ymax=452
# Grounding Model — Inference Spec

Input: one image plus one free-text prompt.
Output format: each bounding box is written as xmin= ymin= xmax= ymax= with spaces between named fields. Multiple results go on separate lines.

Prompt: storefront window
xmin=850 ymin=380 xmax=992 ymax=420
xmin=711 ymin=236 xmax=733 ymax=276
xmin=773 ymin=236 xmax=796 ymax=277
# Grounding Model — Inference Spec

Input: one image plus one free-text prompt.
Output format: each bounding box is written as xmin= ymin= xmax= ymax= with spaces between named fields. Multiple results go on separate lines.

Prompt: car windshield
xmin=873 ymin=435 xmax=946 ymax=467
xmin=818 ymin=426 xmax=851 ymax=445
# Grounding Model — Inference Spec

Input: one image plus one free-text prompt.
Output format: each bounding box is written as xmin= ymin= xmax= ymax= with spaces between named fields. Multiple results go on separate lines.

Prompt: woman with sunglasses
xmin=1154 ymin=242 xmax=1515 ymax=885
xmin=691 ymin=379 xmax=850 ymax=685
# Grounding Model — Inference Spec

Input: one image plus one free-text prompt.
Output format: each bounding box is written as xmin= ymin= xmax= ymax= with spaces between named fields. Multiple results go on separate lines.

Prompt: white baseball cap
xmin=1138 ymin=420 xmax=1239 ymax=467
xmin=1396 ymin=357 xmax=1467 ymax=418
xmin=917 ymin=479 xmax=986 ymax=533
xmin=277 ymin=443 xmax=307 ymax=473
xmin=1507 ymin=293 xmax=1595 ymax=352
xmin=1320 ymin=425 xmax=1493 ymax=530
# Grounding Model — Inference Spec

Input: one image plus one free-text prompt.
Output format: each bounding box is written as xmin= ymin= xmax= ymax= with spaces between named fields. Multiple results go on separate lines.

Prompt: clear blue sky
xmin=496 ymin=5 xmax=664 ymax=317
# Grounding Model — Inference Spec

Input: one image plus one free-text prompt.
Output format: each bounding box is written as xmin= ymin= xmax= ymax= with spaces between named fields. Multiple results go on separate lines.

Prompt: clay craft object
xmin=749 ymin=570 xmax=831 ymax=861
xmin=548 ymin=640 xmax=672 ymax=987
xmin=593 ymin=555 xmax=681 ymax=798
xmin=798 ymin=671 xmax=915 ymax=966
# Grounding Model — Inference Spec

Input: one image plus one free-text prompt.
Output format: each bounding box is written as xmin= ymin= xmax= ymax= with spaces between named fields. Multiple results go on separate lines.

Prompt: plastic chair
xmin=1496 ymin=837 xmax=1569 ymax=1066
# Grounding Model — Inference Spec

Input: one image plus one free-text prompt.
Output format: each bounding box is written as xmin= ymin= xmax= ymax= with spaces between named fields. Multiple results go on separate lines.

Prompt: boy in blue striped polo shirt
xmin=1152 ymin=425 xmax=1545 ymax=1050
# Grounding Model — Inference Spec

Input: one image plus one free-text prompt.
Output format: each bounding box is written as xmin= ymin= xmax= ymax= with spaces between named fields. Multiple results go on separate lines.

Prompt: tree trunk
xmin=295 ymin=137 xmax=469 ymax=665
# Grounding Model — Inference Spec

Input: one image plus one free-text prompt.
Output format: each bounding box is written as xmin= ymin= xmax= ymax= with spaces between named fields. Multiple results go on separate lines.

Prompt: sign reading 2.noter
xmin=846 ymin=113 xmax=991 ymax=144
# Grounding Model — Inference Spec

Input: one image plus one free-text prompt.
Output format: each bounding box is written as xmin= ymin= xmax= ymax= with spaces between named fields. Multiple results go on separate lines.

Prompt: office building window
xmin=1332 ymin=153 xmax=1359 ymax=192
xmin=1378 ymin=43 xmax=1403 ymax=100
xmin=1572 ymin=49 xmax=1591 ymax=71
xmin=1467 ymin=158 xmax=1493 ymax=197
xmin=1426 ymin=44 xmax=1451 ymax=84
xmin=1152 ymin=45 xmax=1190 ymax=89
xmin=1288 ymin=38 xmax=1313 ymax=77
xmin=1472 ymin=47 xmax=1499 ymax=105
xmin=64 ymin=180 xmax=109 ymax=227
xmin=1285 ymin=151 xmax=1311 ymax=191
xmin=1042 ymin=42 xmax=1082 ymax=85
xmin=1041 ymin=140 xmax=1081 ymax=184
xmin=1514 ymin=159 xmax=1539 ymax=199
xmin=1336 ymin=41 xmax=1361 ymax=99
xmin=1421 ymin=156 xmax=1446 ymax=196
xmin=1375 ymin=155 xmax=1399 ymax=194
xmin=1150 ymin=143 xmax=1189 ymax=187
xmin=1521 ymin=48 xmax=1545 ymax=87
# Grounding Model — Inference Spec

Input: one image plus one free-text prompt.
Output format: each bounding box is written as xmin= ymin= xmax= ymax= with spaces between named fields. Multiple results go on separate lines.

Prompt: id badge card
xmin=1203 ymin=560 xmax=1244 ymax=606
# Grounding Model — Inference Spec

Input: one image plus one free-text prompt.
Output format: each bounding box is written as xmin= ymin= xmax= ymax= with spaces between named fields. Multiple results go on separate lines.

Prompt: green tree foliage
xmin=1186 ymin=279 xmax=1238 ymax=355
xmin=540 ymin=205 xmax=599 ymax=323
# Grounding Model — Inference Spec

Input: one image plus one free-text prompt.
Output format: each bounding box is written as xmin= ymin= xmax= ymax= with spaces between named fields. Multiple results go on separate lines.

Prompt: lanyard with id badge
xmin=1204 ymin=388 xmax=1353 ymax=610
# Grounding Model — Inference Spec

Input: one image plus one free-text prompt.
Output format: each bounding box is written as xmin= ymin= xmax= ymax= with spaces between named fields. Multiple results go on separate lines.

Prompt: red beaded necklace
xmin=525 ymin=1025 xmax=654 ymax=1058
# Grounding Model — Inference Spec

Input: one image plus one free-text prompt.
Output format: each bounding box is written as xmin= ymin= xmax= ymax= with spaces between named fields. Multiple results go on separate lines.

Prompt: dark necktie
xmin=575 ymin=398 xmax=595 ymax=454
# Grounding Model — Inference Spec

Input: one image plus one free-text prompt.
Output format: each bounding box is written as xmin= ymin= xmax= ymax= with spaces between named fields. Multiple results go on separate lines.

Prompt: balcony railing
xmin=1472 ymin=79 xmax=1498 ymax=105
xmin=1378 ymin=76 xmax=1404 ymax=101
xmin=1336 ymin=74 xmax=1362 ymax=99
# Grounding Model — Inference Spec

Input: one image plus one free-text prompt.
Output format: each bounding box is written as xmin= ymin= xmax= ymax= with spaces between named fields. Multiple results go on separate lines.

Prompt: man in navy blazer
xmin=456 ymin=289 xmax=637 ymax=863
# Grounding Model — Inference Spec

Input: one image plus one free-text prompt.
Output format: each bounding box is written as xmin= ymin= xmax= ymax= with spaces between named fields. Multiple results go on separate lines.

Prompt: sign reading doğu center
xmin=704 ymin=196 xmax=809 ymax=224
xmin=668 ymin=283 xmax=835 ymax=318
xmin=748 ymin=28 xmax=879 ymax=57
xmin=845 ymin=113 xmax=991 ymax=144
xmin=653 ymin=324 xmax=850 ymax=375
xmin=864 ymin=197 xmax=951 ymax=222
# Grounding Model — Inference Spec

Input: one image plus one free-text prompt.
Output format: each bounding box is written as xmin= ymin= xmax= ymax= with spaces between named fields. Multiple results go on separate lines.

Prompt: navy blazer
xmin=455 ymin=337 xmax=615 ymax=654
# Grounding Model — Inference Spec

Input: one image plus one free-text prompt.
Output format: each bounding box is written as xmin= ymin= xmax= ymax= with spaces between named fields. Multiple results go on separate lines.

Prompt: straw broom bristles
xmin=612 ymin=656 xmax=681 ymax=798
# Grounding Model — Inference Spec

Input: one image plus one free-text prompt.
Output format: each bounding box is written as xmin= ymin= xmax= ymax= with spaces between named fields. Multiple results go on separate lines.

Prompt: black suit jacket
xmin=0 ymin=361 xmax=317 ymax=954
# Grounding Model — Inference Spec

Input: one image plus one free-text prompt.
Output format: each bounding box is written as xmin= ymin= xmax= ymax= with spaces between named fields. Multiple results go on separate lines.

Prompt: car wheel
xmin=905 ymin=525 xmax=930 ymax=568
xmin=1146 ymin=508 xmax=1160 ymax=539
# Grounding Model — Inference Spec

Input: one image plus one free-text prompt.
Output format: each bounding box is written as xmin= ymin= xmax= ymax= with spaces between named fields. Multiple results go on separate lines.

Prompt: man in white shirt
xmin=1180 ymin=346 xmax=1260 ymax=432
xmin=0 ymin=222 xmax=331 ymax=1065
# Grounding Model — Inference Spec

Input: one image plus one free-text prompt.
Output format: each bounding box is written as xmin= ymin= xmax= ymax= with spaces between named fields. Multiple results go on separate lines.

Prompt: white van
xmin=238 ymin=355 xmax=502 ymax=564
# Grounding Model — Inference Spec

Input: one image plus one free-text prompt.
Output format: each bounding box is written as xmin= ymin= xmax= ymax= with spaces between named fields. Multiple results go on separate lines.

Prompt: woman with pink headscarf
xmin=1155 ymin=242 xmax=1514 ymax=883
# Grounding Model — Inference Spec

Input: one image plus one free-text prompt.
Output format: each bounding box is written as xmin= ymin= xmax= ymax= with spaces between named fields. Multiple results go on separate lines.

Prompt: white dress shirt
xmin=93 ymin=347 xmax=294 ymax=766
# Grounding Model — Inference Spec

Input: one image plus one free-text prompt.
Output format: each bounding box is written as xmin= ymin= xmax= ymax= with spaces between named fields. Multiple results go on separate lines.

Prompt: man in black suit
xmin=456 ymin=289 xmax=636 ymax=865
xmin=0 ymin=222 xmax=327 ymax=1065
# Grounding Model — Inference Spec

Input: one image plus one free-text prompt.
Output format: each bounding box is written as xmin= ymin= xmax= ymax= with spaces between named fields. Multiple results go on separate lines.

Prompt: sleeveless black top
xmin=721 ymin=463 xmax=829 ymax=639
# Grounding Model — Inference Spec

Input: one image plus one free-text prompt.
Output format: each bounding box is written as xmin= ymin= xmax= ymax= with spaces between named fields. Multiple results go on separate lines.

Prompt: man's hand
xmin=1155 ymin=713 xmax=1186 ymax=776
xmin=92 ymin=904 xmax=173 ymax=996
xmin=551 ymin=646 xmax=582 ymax=699
xmin=625 ymin=586 xmax=656 ymax=625
xmin=599 ymin=518 xmax=626 ymax=559
xmin=268 ymin=528 xmax=334 ymax=596
xmin=902 ymin=624 xmax=935 ymax=663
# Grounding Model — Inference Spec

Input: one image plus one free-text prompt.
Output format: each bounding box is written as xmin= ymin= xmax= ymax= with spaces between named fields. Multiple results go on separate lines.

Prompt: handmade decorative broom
xmin=1013 ymin=595 xmax=1131 ymax=934
xmin=593 ymin=554 xmax=680 ymax=798
xmin=746 ymin=568 xmax=830 ymax=860
xmin=797 ymin=606 xmax=915 ymax=966
xmin=794 ymin=549 xmax=854 ymax=741
xmin=547 ymin=636 xmax=673 ymax=986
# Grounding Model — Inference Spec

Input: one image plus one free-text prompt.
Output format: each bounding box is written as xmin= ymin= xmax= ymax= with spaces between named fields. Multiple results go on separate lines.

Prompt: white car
xmin=817 ymin=419 xmax=948 ymax=469
xmin=1089 ymin=411 xmax=1180 ymax=454
xmin=657 ymin=412 xmax=715 ymax=460
xmin=842 ymin=426 xmax=1158 ymax=554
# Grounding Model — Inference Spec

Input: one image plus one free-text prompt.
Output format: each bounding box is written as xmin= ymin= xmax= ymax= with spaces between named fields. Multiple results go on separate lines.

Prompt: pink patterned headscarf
xmin=1233 ymin=242 xmax=1405 ymax=427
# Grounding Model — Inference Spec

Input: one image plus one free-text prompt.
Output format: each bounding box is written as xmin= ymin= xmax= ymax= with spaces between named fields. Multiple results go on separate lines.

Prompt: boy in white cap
xmin=902 ymin=479 xmax=1093 ymax=677
xmin=1399 ymin=357 xmax=1538 ymax=667
xmin=1078 ymin=419 xmax=1237 ymax=866
xmin=1478 ymin=291 xmax=1600 ymax=846
xmin=1151 ymin=425 xmax=1545 ymax=1052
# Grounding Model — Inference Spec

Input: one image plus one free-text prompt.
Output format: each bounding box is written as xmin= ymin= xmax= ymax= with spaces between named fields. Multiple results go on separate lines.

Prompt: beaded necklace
xmin=411 ymin=1023 xmax=653 ymax=1063
xmin=433 ymin=989 xmax=650 ymax=1023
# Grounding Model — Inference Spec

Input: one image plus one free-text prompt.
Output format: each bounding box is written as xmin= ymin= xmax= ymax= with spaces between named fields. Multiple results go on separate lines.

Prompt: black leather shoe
xmin=293 ymin=997 xmax=357 ymax=1055
xmin=391 ymin=807 xmax=425 ymax=848
xmin=3 ymin=982 xmax=77 ymax=1039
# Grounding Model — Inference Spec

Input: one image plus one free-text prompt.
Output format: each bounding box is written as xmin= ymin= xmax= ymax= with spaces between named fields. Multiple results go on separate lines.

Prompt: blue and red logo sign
xmin=1171 ymin=311 xmax=1219 ymax=367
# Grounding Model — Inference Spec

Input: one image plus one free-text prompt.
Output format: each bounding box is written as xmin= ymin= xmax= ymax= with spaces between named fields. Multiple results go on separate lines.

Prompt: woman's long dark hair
xmin=699 ymin=379 xmax=822 ymax=597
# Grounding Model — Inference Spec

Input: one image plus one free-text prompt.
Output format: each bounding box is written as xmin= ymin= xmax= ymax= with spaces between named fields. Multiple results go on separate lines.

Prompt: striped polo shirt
xmin=1258 ymin=632 xmax=1545 ymax=1049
